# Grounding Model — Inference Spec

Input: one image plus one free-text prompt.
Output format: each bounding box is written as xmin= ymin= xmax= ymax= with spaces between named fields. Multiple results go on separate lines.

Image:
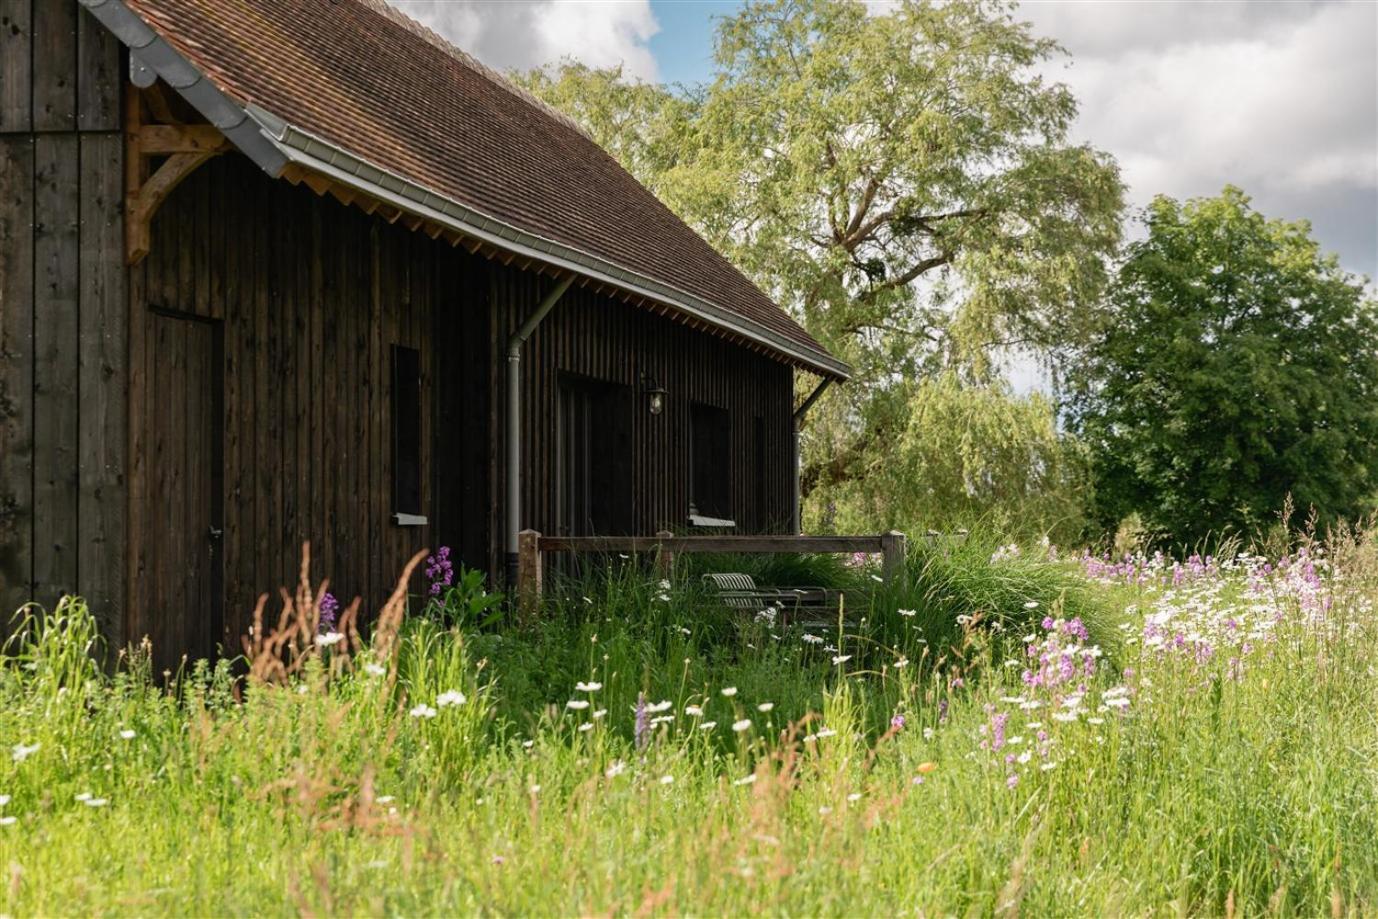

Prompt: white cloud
xmin=387 ymin=0 xmax=661 ymax=80
xmin=1020 ymin=0 xmax=1378 ymax=278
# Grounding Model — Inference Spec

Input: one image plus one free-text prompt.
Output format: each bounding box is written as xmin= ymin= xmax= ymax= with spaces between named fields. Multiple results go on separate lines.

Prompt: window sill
xmin=688 ymin=514 xmax=736 ymax=528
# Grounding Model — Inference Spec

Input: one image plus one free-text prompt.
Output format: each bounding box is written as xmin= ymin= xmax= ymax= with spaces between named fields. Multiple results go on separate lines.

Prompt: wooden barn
xmin=0 ymin=0 xmax=849 ymax=668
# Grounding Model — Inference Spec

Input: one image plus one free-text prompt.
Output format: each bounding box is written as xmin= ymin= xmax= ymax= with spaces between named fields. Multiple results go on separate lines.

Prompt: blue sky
xmin=646 ymin=1 xmax=737 ymax=87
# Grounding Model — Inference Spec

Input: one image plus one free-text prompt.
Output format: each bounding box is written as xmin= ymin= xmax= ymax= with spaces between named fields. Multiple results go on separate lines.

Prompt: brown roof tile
xmin=114 ymin=0 xmax=846 ymax=377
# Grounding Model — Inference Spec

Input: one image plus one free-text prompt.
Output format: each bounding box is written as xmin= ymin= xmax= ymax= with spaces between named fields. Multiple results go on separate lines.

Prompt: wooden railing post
xmin=654 ymin=530 xmax=675 ymax=578
xmin=517 ymin=529 xmax=543 ymax=616
xmin=880 ymin=530 xmax=907 ymax=588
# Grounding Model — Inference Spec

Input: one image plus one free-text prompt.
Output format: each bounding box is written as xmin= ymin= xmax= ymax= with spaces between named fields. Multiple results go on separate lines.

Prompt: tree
xmin=1065 ymin=187 xmax=1378 ymax=546
xmin=515 ymin=62 xmax=682 ymax=193
xmin=807 ymin=372 xmax=1091 ymax=542
xmin=522 ymin=0 xmax=1123 ymax=520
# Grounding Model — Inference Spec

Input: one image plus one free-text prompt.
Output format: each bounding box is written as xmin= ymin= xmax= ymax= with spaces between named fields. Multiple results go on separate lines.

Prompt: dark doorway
xmin=136 ymin=310 xmax=225 ymax=675
xmin=557 ymin=376 xmax=635 ymax=537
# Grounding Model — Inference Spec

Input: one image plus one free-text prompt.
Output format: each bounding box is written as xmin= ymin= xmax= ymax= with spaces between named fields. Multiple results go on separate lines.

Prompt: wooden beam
xmin=302 ymin=173 xmax=332 ymax=196
xmin=326 ymin=183 xmax=357 ymax=208
xmin=142 ymin=82 xmax=181 ymax=125
xmin=137 ymin=124 xmax=227 ymax=155
xmin=126 ymin=150 xmax=216 ymax=264
xmin=517 ymin=529 xmax=542 ymax=620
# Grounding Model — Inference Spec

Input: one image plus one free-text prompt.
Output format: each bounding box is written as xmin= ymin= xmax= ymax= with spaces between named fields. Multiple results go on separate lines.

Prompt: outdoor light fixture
xmin=644 ymin=378 xmax=668 ymax=416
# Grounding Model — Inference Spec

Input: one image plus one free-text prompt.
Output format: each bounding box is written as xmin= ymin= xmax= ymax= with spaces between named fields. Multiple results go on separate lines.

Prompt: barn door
xmin=557 ymin=377 xmax=634 ymax=537
xmin=138 ymin=311 xmax=224 ymax=674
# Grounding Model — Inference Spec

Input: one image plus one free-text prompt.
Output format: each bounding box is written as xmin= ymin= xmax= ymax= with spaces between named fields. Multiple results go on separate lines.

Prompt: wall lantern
xmin=644 ymin=378 xmax=668 ymax=416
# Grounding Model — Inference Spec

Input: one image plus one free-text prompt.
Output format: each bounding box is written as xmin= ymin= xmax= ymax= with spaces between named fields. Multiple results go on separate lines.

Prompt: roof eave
xmin=79 ymin=0 xmax=852 ymax=382
xmin=257 ymin=114 xmax=851 ymax=381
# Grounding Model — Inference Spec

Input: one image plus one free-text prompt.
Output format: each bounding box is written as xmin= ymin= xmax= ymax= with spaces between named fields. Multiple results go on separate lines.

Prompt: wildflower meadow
xmin=1 ymin=528 xmax=1376 ymax=915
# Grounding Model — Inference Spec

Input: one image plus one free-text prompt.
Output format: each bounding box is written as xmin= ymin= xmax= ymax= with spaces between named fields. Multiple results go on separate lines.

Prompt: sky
xmin=389 ymin=0 xmax=1378 ymax=283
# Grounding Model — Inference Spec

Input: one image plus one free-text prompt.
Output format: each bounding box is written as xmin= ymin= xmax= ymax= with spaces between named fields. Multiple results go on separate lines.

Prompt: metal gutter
xmin=78 ymin=0 xmax=289 ymax=177
xmin=79 ymin=0 xmax=851 ymax=382
xmin=505 ymin=276 xmax=575 ymax=586
xmin=259 ymin=118 xmax=850 ymax=381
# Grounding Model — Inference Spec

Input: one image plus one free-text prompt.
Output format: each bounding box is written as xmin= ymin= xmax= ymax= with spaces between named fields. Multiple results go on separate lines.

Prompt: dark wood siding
xmin=487 ymin=269 xmax=796 ymax=565
xmin=1 ymin=2 xmax=799 ymax=663
xmin=0 ymin=2 xmax=124 ymax=640
xmin=133 ymin=154 xmax=492 ymax=650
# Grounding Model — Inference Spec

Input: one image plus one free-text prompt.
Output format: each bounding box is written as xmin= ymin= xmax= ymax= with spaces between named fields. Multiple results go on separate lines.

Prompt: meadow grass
xmin=0 ymin=533 xmax=1374 ymax=916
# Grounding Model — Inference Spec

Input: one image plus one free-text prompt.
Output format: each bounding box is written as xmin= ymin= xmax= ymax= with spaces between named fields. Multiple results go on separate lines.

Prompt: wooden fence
xmin=516 ymin=529 xmax=908 ymax=612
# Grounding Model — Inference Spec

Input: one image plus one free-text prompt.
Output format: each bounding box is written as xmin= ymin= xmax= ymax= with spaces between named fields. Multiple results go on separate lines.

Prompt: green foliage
xmin=422 ymin=566 xmax=506 ymax=630
xmin=872 ymin=529 xmax=1123 ymax=663
xmin=679 ymin=550 xmax=862 ymax=591
xmin=1066 ymin=187 xmax=1378 ymax=547
xmin=512 ymin=61 xmax=684 ymax=189
xmin=521 ymin=0 xmax=1124 ymax=530
xmin=807 ymin=372 xmax=1092 ymax=541
xmin=3 ymin=550 xmax=1377 ymax=914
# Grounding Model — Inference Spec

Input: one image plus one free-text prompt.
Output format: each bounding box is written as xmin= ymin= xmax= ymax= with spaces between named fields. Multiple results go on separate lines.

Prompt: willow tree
xmin=523 ymin=0 xmax=1124 ymax=526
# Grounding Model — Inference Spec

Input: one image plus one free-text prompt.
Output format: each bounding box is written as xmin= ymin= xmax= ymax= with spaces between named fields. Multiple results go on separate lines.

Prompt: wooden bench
xmin=702 ymin=572 xmax=847 ymax=630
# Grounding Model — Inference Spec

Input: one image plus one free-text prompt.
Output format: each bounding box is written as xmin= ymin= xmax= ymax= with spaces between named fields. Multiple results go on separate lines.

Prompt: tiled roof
xmin=103 ymin=0 xmax=847 ymax=378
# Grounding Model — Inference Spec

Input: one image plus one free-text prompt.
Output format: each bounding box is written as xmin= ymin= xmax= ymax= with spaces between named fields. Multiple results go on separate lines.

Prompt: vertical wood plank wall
xmin=140 ymin=155 xmax=793 ymax=644
xmin=0 ymin=1 xmax=798 ymax=660
xmin=133 ymin=155 xmax=490 ymax=648
xmin=0 ymin=1 xmax=125 ymax=639
xmin=489 ymin=271 xmax=796 ymax=575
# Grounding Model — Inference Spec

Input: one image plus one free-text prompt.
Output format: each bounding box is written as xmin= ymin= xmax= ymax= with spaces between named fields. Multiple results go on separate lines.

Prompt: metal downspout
xmin=791 ymin=379 xmax=833 ymax=534
xmin=506 ymin=276 xmax=576 ymax=586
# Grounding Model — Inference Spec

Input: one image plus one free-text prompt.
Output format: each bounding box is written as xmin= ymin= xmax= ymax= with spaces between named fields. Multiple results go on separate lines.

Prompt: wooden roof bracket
xmin=124 ymin=83 xmax=232 ymax=265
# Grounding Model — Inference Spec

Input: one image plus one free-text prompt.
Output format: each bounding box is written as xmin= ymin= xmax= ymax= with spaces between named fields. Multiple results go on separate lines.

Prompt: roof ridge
xmin=353 ymin=0 xmax=592 ymax=139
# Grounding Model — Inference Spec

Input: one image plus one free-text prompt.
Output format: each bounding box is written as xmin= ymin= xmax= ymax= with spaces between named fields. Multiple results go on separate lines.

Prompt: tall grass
xmin=0 ymin=531 xmax=1374 ymax=915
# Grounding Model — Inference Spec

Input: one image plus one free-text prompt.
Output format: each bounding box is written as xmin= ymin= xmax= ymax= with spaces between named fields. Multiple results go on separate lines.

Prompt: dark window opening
xmin=392 ymin=344 xmax=423 ymax=521
xmin=558 ymin=375 xmax=635 ymax=538
xmin=690 ymin=403 xmax=732 ymax=523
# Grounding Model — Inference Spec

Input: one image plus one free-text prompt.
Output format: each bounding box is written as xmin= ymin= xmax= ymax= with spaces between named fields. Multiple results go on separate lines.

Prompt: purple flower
xmin=989 ymin=712 xmax=1009 ymax=751
xmin=425 ymin=546 xmax=454 ymax=597
xmin=634 ymin=692 xmax=649 ymax=750
xmin=1006 ymin=774 xmax=1020 ymax=789
xmin=890 ymin=713 xmax=906 ymax=731
xmin=318 ymin=592 xmax=339 ymax=633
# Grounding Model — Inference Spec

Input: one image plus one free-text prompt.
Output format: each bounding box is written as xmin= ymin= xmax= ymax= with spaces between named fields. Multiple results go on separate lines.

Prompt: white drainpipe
xmin=506 ymin=276 xmax=575 ymax=585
